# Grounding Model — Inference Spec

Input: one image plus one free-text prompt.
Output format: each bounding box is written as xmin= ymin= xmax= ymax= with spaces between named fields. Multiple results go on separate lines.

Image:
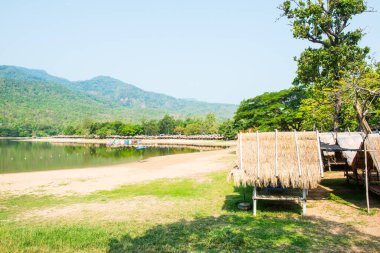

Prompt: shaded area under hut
xmin=230 ymin=131 xmax=323 ymax=216
xmin=350 ymin=134 xmax=380 ymax=195
xmin=319 ymin=132 xmax=380 ymax=197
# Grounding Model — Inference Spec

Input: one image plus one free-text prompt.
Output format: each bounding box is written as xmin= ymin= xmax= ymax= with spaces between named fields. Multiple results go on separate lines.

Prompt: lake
xmin=0 ymin=139 xmax=199 ymax=174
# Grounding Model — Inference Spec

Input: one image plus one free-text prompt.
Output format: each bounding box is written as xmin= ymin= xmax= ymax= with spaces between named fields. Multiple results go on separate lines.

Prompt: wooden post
xmin=256 ymin=131 xmax=260 ymax=179
xmin=294 ymin=130 xmax=302 ymax=177
xmin=316 ymin=130 xmax=324 ymax=178
xmin=364 ymin=140 xmax=370 ymax=214
xmin=275 ymin=129 xmax=278 ymax=177
xmin=239 ymin=133 xmax=243 ymax=170
xmin=253 ymin=187 xmax=257 ymax=216
xmin=302 ymin=189 xmax=307 ymax=215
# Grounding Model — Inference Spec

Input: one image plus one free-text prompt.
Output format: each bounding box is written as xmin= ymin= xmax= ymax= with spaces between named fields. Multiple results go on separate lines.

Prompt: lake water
xmin=0 ymin=139 xmax=199 ymax=174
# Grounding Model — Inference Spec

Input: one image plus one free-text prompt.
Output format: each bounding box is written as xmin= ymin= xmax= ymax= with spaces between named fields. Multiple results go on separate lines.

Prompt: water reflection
xmin=0 ymin=140 xmax=199 ymax=174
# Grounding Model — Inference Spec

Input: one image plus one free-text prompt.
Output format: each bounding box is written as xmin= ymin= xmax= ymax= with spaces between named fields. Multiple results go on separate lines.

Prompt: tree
xmin=280 ymin=0 xmax=371 ymax=131
xmin=184 ymin=122 xmax=203 ymax=135
xmin=158 ymin=115 xmax=176 ymax=134
xmin=141 ymin=119 xmax=159 ymax=135
xmin=218 ymin=120 xmax=237 ymax=140
xmin=173 ymin=126 xmax=185 ymax=135
xmin=120 ymin=124 xmax=142 ymax=136
xmin=342 ymin=61 xmax=380 ymax=132
xmin=63 ymin=125 xmax=76 ymax=135
xmin=234 ymin=88 xmax=304 ymax=131
xmin=202 ymin=113 xmax=218 ymax=134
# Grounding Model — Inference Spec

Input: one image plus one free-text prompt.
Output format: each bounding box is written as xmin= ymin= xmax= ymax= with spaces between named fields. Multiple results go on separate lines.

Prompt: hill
xmin=0 ymin=65 xmax=236 ymax=130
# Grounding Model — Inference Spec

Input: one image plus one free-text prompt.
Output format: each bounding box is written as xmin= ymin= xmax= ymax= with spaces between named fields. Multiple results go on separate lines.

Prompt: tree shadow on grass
xmin=107 ymin=214 xmax=380 ymax=252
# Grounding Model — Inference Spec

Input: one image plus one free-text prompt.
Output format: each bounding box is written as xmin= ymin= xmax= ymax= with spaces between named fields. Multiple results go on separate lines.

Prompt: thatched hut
xmin=318 ymin=132 xmax=363 ymax=171
xmin=349 ymin=134 xmax=380 ymax=195
xmin=231 ymin=131 xmax=323 ymax=215
xmin=336 ymin=132 xmax=363 ymax=166
xmin=366 ymin=134 xmax=380 ymax=171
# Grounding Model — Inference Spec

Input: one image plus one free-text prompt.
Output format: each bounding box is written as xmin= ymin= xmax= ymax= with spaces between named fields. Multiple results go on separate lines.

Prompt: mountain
xmin=0 ymin=65 xmax=237 ymax=127
xmin=0 ymin=65 xmax=70 ymax=85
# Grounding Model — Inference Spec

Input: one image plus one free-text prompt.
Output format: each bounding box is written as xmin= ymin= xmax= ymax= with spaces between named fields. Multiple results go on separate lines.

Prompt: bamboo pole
xmin=253 ymin=187 xmax=257 ymax=216
xmin=316 ymin=130 xmax=324 ymax=178
xmin=364 ymin=140 xmax=370 ymax=213
xmin=302 ymin=189 xmax=307 ymax=215
xmin=239 ymin=133 xmax=243 ymax=170
xmin=256 ymin=131 xmax=260 ymax=179
xmin=275 ymin=129 xmax=278 ymax=177
xmin=294 ymin=130 xmax=302 ymax=177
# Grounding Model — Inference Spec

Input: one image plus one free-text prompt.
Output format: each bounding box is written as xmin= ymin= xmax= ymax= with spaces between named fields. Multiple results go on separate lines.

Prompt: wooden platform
xmin=369 ymin=185 xmax=380 ymax=196
xmin=252 ymin=188 xmax=307 ymax=216
xmin=254 ymin=195 xmax=299 ymax=201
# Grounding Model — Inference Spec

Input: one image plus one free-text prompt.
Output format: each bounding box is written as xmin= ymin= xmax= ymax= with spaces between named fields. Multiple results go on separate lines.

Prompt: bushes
xmin=0 ymin=124 xmax=60 ymax=137
xmin=58 ymin=113 xmax=222 ymax=137
xmin=0 ymin=113 xmax=229 ymax=137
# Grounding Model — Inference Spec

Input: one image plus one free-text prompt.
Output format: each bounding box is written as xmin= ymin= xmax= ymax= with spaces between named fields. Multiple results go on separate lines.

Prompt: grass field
xmin=1 ymin=171 xmax=379 ymax=252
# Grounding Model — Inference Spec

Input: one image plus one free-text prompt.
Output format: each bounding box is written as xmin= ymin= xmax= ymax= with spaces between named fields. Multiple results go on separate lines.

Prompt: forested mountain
xmin=71 ymin=76 xmax=235 ymax=115
xmin=0 ymin=65 xmax=236 ymax=132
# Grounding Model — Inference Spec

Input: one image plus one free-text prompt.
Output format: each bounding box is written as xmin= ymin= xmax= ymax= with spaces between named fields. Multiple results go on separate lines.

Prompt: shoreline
xmin=0 ymin=147 xmax=236 ymax=196
xmin=6 ymin=137 xmax=236 ymax=148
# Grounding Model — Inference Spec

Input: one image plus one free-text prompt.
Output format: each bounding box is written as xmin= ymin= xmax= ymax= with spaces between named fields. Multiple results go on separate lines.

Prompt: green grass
xmin=0 ymin=171 xmax=379 ymax=252
xmin=323 ymin=177 xmax=378 ymax=215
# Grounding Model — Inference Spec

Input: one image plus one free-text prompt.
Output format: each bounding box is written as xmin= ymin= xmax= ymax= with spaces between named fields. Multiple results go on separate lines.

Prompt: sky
xmin=1 ymin=0 xmax=379 ymax=104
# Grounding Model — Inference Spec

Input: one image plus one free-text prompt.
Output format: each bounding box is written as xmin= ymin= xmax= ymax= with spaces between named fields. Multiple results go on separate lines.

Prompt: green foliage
xmin=158 ymin=114 xmax=176 ymax=134
xmin=234 ymin=88 xmax=305 ymax=131
xmin=57 ymin=113 xmax=222 ymax=137
xmin=218 ymin=119 xmax=237 ymax=140
xmin=0 ymin=66 xmax=237 ymax=137
xmin=280 ymin=0 xmax=371 ymax=130
xmin=63 ymin=126 xmax=76 ymax=135
xmin=141 ymin=119 xmax=160 ymax=135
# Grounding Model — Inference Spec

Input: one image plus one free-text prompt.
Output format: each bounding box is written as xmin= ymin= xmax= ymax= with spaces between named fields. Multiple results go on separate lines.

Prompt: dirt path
xmin=0 ymin=148 xmax=235 ymax=196
xmin=307 ymin=171 xmax=380 ymax=237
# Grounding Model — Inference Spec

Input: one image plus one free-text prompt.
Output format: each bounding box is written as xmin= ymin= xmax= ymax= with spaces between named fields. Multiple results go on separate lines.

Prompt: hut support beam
xmin=275 ymin=129 xmax=278 ymax=177
xmin=239 ymin=133 xmax=243 ymax=171
xmin=364 ymin=141 xmax=370 ymax=213
xmin=316 ymin=130 xmax=324 ymax=177
xmin=253 ymin=187 xmax=257 ymax=216
xmin=256 ymin=131 xmax=260 ymax=179
xmin=294 ymin=130 xmax=302 ymax=177
xmin=302 ymin=189 xmax=307 ymax=215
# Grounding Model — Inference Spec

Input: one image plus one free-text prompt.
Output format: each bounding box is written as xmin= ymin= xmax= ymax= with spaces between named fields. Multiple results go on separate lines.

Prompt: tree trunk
xmin=333 ymin=90 xmax=342 ymax=132
xmin=354 ymin=102 xmax=372 ymax=134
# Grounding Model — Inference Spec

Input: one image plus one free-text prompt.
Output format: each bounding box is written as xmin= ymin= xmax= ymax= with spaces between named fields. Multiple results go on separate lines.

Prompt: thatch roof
xmin=365 ymin=134 xmax=380 ymax=172
xmin=233 ymin=131 xmax=323 ymax=189
xmin=319 ymin=132 xmax=336 ymax=157
xmin=336 ymin=132 xmax=363 ymax=166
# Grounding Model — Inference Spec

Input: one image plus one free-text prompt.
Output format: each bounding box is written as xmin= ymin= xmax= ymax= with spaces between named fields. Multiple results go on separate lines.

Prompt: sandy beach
xmin=0 ymin=146 xmax=236 ymax=196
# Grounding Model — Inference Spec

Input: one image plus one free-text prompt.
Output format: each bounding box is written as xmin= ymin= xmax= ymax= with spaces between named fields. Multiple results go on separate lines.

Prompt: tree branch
xmin=307 ymin=33 xmax=328 ymax=47
xmin=354 ymin=86 xmax=380 ymax=96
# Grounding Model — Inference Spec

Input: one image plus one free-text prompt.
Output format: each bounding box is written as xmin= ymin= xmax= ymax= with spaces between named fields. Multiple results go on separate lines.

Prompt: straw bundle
xmin=234 ymin=131 xmax=322 ymax=189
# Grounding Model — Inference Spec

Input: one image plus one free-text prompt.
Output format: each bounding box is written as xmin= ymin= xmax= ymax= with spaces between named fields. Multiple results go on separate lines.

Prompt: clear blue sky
xmin=1 ymin=0 xmax=379 ymax=104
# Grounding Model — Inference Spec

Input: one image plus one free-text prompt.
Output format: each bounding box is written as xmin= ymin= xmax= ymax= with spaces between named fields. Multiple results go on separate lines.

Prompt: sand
xmin=0 ymin=148 xmax=236 ymax=196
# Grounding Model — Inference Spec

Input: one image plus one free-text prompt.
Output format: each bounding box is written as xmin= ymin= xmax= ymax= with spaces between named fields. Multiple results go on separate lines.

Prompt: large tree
xmin=280 ymin=0 xmax=371 ymax=131
xmin=234 ymin=88 xmax=305 ymax=131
